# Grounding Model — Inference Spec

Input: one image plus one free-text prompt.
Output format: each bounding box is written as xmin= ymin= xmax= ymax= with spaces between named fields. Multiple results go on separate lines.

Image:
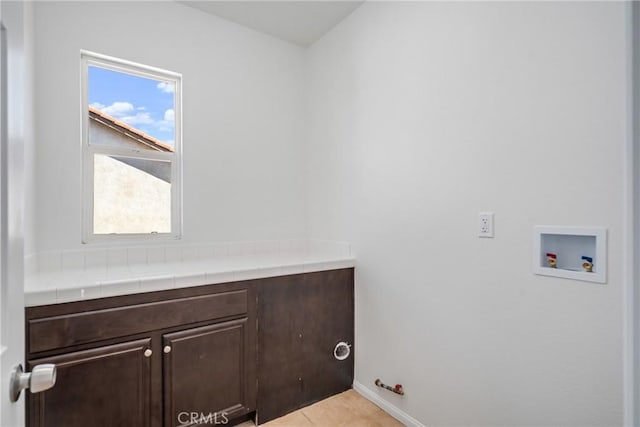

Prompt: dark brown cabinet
xmin=163 ymin=319 xmax=255 ymax=426
xmin=28 ymin=338 xmax=152 ymax=427
xmin=25 ymin=269 xmax=354 ymax=427
xmin=26 ymin=282 xmax=256 ymax=427
xmin=257 ymin=268 xmax=354 ymax=424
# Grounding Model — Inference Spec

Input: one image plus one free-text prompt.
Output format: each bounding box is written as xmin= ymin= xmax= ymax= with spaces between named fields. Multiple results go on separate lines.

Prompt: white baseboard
xmin=353 ymin=380 xmax=425 ymax=427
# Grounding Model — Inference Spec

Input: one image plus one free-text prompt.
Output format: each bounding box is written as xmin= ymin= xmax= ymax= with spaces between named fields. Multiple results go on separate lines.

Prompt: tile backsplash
xmin=26 ymin=239 xmax=352 ymax=277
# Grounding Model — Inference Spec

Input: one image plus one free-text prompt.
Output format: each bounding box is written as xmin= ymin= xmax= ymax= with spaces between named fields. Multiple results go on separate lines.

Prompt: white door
xmin=0 ymin=1 xmax=28 ymax=425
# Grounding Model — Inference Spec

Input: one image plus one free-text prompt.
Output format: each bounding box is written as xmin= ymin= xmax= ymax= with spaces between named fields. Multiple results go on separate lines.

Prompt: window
xmin=81 ymin=51 xmax=182 ymax=242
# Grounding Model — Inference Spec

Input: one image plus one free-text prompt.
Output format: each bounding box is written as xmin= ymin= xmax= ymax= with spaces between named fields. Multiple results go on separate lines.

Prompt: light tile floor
xmin=238 ymin=390 xmax=404 ymax=426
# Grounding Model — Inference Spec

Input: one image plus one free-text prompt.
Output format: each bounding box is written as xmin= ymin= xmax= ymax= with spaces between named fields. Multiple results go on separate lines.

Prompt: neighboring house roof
xmin=89 ymin=106 xmax=174 ymax=152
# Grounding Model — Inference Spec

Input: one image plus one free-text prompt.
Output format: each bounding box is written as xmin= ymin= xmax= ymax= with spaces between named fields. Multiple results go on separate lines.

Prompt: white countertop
xmin=25 ymin=240 xmax=355 ymax=307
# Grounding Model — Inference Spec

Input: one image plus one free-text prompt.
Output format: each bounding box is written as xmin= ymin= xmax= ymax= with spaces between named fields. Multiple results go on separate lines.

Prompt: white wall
xmin=30 ymin=1 xmax=307 ymax=254
xmin=307 ymin=2 xmax=627 ymax=425
xmin=631 ymin=4 xmax=640 ymax=425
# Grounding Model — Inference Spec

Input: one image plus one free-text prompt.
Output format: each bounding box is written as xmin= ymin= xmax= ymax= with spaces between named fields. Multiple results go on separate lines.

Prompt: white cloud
xmin=121 ymin=112 xmax=154 ymax=126
xmin=164 ymin=109 xmax=175 ymax=122
xmin=98 ymin=101 xmax=135 ymax=118
xmin=157 ymin=82 xmax=175 ymax=94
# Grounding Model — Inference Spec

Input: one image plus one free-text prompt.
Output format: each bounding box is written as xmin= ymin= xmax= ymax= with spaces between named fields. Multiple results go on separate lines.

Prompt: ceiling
xmin=180 ymin=1 xmax=364 ymax=47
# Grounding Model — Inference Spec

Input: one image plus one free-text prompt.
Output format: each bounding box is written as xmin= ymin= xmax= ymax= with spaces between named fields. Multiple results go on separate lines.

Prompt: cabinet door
xmin=28 ymin=338 xmax=152 ymax=427
xmin=257 ymin=269 xmax=355 ymax=424
xmin=163 ymin=318 xmax=254 ymax=427
xmin=300 ymin=269 xmax=354 ymax=405
xmin=256 ymin=275 xmax=306 ymax=424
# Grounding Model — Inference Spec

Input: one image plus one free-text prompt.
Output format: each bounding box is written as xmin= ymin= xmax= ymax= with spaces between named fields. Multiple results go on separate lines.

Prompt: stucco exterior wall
xmin=93 ymin=154 xmax=171 ymax=234
xmin=90 ymin=118 xmax=171 ymax=234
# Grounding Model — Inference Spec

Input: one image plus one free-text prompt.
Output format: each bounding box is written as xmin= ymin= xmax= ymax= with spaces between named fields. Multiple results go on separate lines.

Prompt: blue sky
xmin=89 ymin=65 xmax=175 ymax=145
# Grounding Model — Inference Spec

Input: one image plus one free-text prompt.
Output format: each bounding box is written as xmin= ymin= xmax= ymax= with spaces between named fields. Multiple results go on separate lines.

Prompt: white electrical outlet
xmin=478 ymin=212 xmax=494 ymax=238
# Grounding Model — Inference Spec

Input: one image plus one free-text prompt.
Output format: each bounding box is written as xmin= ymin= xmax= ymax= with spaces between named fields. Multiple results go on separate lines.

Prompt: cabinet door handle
xmin=144 ymin=349 xmax=153 ymax=358
xmin=163 ymin=346 xmax=172 ymax=354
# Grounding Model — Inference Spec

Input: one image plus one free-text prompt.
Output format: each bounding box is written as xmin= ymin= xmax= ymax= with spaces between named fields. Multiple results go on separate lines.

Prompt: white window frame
xmin=81 ymin=50 xmax=183 ymax=243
